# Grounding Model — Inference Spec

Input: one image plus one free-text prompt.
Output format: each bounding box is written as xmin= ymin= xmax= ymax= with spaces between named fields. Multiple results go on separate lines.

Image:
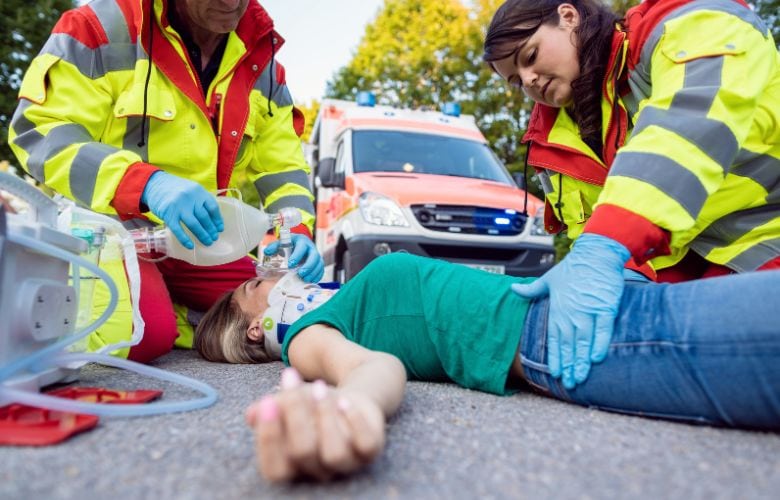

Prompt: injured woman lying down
xmin=194 ymin=253 xmax=780 ymax=482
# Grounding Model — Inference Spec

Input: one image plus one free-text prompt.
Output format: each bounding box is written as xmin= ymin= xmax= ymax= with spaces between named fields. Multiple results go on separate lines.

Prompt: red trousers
xmin=127 ymin=256 xmax=256 ymax=363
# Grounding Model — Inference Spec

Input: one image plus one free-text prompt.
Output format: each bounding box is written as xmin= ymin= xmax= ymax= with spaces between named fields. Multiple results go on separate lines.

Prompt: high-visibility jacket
xmin=9 ymin=0 xmax=315 ymax=231
xmin=524 ymin=0 xmax=779 ymax=276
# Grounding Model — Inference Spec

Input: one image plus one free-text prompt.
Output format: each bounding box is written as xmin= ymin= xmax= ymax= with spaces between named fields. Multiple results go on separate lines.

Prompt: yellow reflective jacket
xmin=524 ymin=0 xmax=779 ymax=274
xmin=9 ymin=0 xmax=315 ymax=231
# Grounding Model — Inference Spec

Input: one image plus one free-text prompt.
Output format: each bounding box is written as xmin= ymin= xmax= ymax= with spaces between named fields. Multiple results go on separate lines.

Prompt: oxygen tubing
xmin=68 ymin=206 xmax=146 ymax=353
xmin=0 ymin=227 xmax=218 ymax=416
xmin=0 ymin=231 xmax=118 ymax=382
xmin=0 ymin=353 xmax=217 ymax=416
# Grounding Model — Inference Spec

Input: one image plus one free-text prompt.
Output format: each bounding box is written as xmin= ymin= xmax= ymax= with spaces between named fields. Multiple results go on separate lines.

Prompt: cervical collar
xmin=261 ymin=273 xmax=337 ymax=358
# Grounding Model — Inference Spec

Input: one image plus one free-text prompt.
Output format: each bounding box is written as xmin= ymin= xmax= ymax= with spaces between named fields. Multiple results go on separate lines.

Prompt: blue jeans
xmin=519 ymin=270 xmax=780 ymax=429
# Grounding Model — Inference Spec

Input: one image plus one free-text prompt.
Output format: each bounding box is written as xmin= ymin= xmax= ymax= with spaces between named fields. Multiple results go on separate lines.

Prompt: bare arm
xmin=288 ymin=324 xmax=407 ymax=417
xmin=247 ymin=324 xmax=407 ymax=482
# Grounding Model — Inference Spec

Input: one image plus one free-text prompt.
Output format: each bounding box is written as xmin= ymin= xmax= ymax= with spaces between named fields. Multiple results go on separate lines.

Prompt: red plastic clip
xmin=0 ymin=386 xmax=163 ymax=446
xmin=46 ymin=386 xmax=162 ymax=404
xmin=0 ymin=405 xmax=99 ymax=446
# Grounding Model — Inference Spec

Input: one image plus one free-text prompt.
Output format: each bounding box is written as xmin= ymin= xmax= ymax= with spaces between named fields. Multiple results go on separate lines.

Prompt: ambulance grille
xmin=410 ymin=204 xmax=526 ymax=236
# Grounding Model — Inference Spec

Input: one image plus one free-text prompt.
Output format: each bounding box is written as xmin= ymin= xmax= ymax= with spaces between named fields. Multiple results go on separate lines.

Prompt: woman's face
xmin=232 ymin=277 xmax=277 ymax=342
xmin=491 ymin=5 xmax=581 ymax=108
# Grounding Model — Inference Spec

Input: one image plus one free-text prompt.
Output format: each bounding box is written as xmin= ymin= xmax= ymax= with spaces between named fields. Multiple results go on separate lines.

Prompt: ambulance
xmin=307 ymin=92 xmax=555 ymax=282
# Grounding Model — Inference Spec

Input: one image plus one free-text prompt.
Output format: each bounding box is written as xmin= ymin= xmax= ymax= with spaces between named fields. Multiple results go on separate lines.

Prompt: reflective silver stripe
xmin=631 ymin=0 xmax=768 ymax=103
xmin=691 ymin=205 xmax=780 ymax=271
xmin=41 ymin=33 xmax=137 ymax=78
xmin=89 ymin=0 xmax=131 ymax=44
xmin=121 ymin=116 xmax=149 ymax=162
xmin=611 ymin=151 xmax=707 ymax=219
xmin=632 ymin=61 xmax=737 ymax=173
xmin=253 ymin=62 xmax=294 ymax=108
xmin=732 ymin=150 xmax=780 ymax=204
xmin=26 ymin=123 xmax=94 ymax=186
xmin=724 ymin=238 xmax=780 ymax=272
xmin=254 ymin=169 xmax=311 ymax=201
xmin=70 ymin=142 xmax=116 ymax=207
xmin=10 ymin=101 xmax=46 ymax=182
xmin=265 ymin=195 xmax=315 ymax=216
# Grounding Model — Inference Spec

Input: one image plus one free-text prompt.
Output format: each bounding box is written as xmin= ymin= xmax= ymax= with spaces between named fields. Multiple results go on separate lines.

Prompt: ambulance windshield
xmin=352 ymin=130 xmax=513 ymax=185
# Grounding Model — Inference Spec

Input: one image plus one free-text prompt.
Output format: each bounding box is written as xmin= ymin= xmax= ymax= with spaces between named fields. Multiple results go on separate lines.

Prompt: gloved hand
xmin=141 ymin=171 xmax=224 ymax=249
xmin=511 ymin=233 xmax=630 ymax=389
xmin=264 ymin=234 xmax=324 ymax=283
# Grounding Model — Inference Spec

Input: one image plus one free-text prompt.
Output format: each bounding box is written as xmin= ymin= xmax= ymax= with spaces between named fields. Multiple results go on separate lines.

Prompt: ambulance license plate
xmin=465 ymin=263 xmax=505 ymax=274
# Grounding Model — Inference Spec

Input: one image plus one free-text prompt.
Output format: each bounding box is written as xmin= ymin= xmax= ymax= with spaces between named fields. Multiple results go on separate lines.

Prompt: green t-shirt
xmin=281 ymin=253 xmax=535 ymax=395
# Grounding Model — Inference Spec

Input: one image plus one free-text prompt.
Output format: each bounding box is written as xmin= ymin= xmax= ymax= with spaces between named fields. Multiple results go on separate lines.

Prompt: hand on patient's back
xmin=246 ymin=367 xmax=385 ymax=482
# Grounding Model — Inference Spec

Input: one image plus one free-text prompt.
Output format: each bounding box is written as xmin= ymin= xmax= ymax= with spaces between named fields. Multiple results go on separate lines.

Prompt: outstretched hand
xmin=246 ymin=368 xmax=385 ymax=482
xmin=511 ymin=233 xmax=630 ymax=389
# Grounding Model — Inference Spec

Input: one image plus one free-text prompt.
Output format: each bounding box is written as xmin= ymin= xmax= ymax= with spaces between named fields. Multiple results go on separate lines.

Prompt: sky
xmin=262 ymin=0 xmax=385 ymax=104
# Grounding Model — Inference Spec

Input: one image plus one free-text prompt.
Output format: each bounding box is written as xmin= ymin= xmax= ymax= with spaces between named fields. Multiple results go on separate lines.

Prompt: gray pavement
xmin=2 ymin=349 xmax=779 ymax=500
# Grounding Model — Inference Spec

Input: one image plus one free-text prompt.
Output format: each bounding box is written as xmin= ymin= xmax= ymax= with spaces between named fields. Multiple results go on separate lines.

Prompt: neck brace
xmin=261 ymin=273 xmax=338 ymax=358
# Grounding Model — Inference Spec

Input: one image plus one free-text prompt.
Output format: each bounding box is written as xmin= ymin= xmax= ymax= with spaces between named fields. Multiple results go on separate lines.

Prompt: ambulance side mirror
xmin=317 ymin=158 xmax=345 ymax=189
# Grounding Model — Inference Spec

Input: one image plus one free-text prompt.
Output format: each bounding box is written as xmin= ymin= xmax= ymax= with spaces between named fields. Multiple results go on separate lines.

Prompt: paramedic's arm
xmin=8 ymin=10 xmax=155 ymax=218
xmin=584 ymin=9 xmax=774 ymax=259
xmin=246 ymin=325 xmax=407 ymax=482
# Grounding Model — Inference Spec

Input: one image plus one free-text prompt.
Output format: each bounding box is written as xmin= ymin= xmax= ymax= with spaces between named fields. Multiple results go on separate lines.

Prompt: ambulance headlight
xmin=358 ymin=192 xmax=410 ymax=227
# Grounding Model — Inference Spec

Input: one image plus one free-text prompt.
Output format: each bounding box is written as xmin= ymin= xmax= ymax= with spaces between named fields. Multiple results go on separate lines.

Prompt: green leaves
xmin=0 ymin=0 xmax=75 ymax=169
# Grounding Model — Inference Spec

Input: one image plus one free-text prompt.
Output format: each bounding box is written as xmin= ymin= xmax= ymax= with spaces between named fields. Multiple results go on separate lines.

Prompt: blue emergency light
xmin=357 ymin=91 xmax=376 ymax=107
xmin=442 ymin=102 xmax=461 ymax=117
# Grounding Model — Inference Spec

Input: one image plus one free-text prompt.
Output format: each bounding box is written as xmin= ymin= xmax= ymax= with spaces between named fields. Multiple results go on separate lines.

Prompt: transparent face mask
xmin=259 ymin=272 xmax=338 ymax=358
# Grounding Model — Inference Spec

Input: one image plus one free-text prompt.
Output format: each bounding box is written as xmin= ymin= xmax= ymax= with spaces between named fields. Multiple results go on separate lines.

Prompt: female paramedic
xmin=482 ymin=0 xmax=780 ymax=390
xmin=193 ymin=253 xmax=780 ymax=482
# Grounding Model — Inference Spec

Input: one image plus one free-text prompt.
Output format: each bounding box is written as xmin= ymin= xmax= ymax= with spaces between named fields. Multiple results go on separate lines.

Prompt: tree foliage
xmin=752 ymin=0 xmax=780 ymax=47
xmin=327 ymin=0 xmax=477 ymax=109
xmin=0 ymin=0 xmax=75 ymax=168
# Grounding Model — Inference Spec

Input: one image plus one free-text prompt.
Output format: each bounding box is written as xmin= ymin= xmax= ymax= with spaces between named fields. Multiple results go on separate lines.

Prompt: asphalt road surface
xmin=2 ymin=349 xmax=779 ymax=499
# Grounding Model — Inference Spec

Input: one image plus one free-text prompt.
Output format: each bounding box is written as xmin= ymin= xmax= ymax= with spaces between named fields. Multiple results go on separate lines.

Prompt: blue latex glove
xmin=511 ymin=233 xmax=630 ymax=389
xmin=264 ymin=234 xmax=324 ymax=283
xmin=141 ymin=171 xmax=224 ymax=249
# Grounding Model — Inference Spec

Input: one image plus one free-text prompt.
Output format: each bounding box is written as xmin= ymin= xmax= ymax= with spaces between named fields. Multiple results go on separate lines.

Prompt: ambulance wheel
xmin=336 ymin=250 xmax=352 ymax=284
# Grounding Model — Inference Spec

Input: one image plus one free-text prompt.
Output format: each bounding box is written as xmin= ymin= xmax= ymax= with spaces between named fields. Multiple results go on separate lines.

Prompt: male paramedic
xmin=9 ymin=0 xmax=323 ymax=362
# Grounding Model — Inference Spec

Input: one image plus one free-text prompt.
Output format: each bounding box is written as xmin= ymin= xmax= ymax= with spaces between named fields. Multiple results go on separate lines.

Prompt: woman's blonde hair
xmin=194 ymin=290 xmax=272 ymax=364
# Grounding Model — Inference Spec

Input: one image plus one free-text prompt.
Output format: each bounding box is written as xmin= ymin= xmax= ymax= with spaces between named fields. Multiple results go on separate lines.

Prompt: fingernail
xmin=289 ymin=260 xmax=297 ymax=267
xmin=337 ymin=397 xmax=351 ymax=412
xmin=280 ymin=367 xmax=301 ymax=389
xmin=311 ymin=380 xmax=328 ymax=401
xmin=257 ymin=397 xmax=279 ymax=422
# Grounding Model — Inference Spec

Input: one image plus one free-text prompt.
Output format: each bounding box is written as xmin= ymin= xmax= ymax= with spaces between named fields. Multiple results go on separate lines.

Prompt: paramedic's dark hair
xmin=483 ymin=0 xmax=619 ymax=143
